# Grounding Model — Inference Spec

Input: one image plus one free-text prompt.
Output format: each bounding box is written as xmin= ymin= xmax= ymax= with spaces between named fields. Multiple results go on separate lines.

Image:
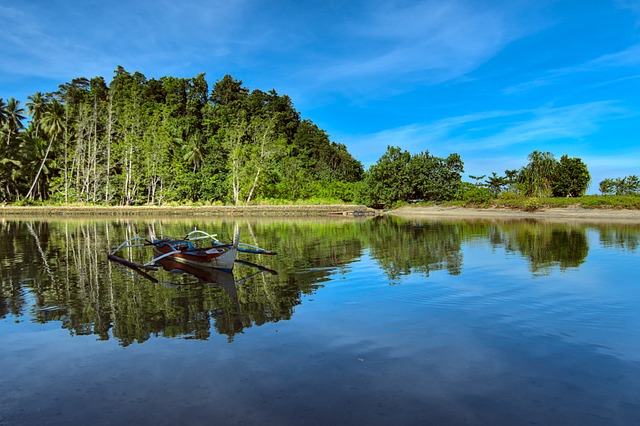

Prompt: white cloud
xmin=456 ymin=102 xmax=623 ymax=150
xmin=0 ymin=1 xmax=251 ymax=82
xmin=0 ymin=0 xmax=540 ymax=101
xmin=340 ymin=101 xmax=626 ymax=168
xmin=314 ymin=1 xmax=529 ymax=88
xmin=505 ymin=44 xmax=640 ymax=95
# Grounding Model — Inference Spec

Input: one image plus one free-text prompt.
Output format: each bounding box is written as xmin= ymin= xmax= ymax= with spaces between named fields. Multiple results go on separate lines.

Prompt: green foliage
xmin=456 ymin=182 xmax=494 ymax=206
xmin=484 ymin=172 xmax=509 ymax=196
xmin=518 ymin=151 xmax=557 ymax=197
xmin=412 ymin=152 xmax=464 ymax=202
xmin=360 ymin=146 xmax=413 ymax=208
xmin=579 ymin=195 xmax=640 ymax=209
xmin=509 ymin=151 xmax=592 ymax=199
xmin=523 ymin=197 xmax=541 ymax=212
xmin=599 ymin=175 xmax=640 ymax=195
xmin=1 ymin=69 xmax=363 ymax=205
xmin=360 ymin=146 xmax=464 ymax=208
xmin=552 ymin=155 xmax=590 ymax=197
xmin=2 ymin=73 xmax=631 ymax=210
xmin=483 ymin=194 xmax=640 ymax=210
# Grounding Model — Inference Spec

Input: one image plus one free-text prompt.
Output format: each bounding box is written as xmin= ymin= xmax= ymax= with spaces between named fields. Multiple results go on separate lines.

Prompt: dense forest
xmin=1 ymin=67 xmax=636 ymax=208
xmin=0 ymin=68 xmax=364 ymax=206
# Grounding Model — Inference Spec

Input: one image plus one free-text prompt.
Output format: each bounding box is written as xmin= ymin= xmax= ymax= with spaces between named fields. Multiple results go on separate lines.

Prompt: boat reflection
xmin=157 ymin=257 xmax=277 ymax=293
xmin=109 ymin=254 xmax=276 ymax=289
xmin=108 ymin=255 xmax=278 ymax=342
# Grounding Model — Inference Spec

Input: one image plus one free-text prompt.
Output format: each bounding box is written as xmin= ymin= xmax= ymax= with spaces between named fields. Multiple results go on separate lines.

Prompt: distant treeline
xmin=0 ymin=68 xmax=636 ymax=208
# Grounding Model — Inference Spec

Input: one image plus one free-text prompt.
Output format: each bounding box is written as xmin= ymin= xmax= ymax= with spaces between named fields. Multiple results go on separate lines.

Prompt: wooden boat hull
xmin=153 ymin=243 xmax=237 ymax=271
xmin=157 ymin=257 xmax=236 ymax=289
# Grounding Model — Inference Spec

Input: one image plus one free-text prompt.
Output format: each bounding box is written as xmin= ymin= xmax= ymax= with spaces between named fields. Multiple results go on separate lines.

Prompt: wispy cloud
xmin=340 ymin=101 xmax=626 ymax=166
xmin=0 ymin=1 xmax=251 ymax=81
xmin=616 ymin=0 xmax=640 ymax=18
xmin=505 ymin=44 xmax=640 ymax=94
xmin=0 ymin=0 xmax=538 ymax=100
xmin=311 ymin=1 xmax=532 ymax=90
xmin=453 ymin=102 xmax=625 ymax=151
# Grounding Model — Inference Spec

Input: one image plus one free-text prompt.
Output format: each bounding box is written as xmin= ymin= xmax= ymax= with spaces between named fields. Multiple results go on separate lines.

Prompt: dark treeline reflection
xmin=1 ymin=217 xmax=638 ymax=345
xmin=598 ymin=224 xmax=640 ymax=251
xmin=486 ymin=220 xmax=591 ymax=275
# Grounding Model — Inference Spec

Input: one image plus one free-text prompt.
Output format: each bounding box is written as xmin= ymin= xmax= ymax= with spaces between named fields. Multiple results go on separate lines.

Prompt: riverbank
xmin=3 ymin=204 xmax=640 ymax=222
xmin=389 ymin=205 xmax=640 ymax=222
xmin=0 ymin=204 xmax=377 ymax=217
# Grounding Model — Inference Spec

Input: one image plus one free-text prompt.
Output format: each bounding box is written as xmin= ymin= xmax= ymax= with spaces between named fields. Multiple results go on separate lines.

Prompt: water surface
xmin=1 ymin=216 xmax=639 ymax=425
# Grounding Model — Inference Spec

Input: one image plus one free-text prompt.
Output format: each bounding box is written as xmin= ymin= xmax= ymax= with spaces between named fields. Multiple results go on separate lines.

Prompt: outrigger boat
xmin=108 ymin=227 xmax=276 ymax=272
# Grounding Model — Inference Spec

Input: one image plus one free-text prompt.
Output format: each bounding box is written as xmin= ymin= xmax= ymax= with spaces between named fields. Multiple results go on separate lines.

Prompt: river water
xmin=1 ymin=216 xmax=639 ymax=425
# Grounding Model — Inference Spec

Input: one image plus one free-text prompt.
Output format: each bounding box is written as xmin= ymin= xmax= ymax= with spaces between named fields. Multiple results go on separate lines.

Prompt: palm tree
xmin=518 ymin=151 xmax=557 ymax=197
xmin=3 ymin=98 xmax=26 ymax=146
xmin=26 ymin=99 xmax=65 ymax=199
xmin=0 ymin=98 xmax=7 ymax=155
xmin=0 ymin=97 xmax=8 ymax=128
xmin=183 ymin=131 xmax=205 ymax=173
xmin=20 ymin=127 xmax=49 ymax=199
xmin=26 ymin=92 xmax=47 ymax=139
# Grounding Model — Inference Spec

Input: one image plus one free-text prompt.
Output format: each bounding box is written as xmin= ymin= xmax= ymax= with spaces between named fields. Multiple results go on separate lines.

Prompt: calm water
xmin=1 ymin=216 xmax=639 ymax=425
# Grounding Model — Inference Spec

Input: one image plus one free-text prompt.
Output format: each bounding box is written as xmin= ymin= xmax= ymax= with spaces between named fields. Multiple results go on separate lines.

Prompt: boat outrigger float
xmin=108 ymin=228 xmax=276 ymax=272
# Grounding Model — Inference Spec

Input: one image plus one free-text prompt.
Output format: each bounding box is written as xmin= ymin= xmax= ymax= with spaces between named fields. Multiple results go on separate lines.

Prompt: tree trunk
xmin=26 ymin=138 xmax=54 ymax=199
xmin=105 ymin=96 xmax=113 ymax=204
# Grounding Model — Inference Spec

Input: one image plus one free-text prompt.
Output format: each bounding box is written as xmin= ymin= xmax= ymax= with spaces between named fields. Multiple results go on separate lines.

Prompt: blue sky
xmin=1 ymin=0 xmax=639 ymax=192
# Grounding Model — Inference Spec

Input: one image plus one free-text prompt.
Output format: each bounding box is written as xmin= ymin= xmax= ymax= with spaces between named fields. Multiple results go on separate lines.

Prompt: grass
xmin=5 ymin=195 xmax=640 ymax=211
xmin=442 ymin=194 xmax=640 ymax=211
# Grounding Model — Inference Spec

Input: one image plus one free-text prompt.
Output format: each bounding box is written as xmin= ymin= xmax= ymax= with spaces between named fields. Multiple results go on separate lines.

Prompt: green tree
xmin=221 ymin=111 xmax=249 ymax=205
xmin=504 ymin=169 xmax=519 ymax=193
xmin=615 ymin=175 xmax=640 ymax=195
xmin=360 ymin=146 xmax=463 ymax=208
xmin=211 ymin=74 xmax=249 ymax=107
xmin=361 ymin=146 xmax=413 ymax=208
xmin=469 ymin=174 xmax=486 ymax=186
xmin=485 ymin=172 xmax=508 ymax=196
xmin=183 ymin=131 xmax=205 ymax=173
xmin=551 ymin=155 xmax=590 ymax=197
xmin=598 ymin=176 xmax=640 ymax=195
xmin=26 ymin=92 xmax=47 ymax=140
xmin=26 ymin=99 xmax=66 ymax=199
xmin=3 ymin=98 xmax=25 ymax=146
xmin=2 ymin=69 xmax=368 ymax=205
xmin=411 ymin=152 xmax=464 ymax=202
xmin=244 ymin=115 xmax=283 ymax=203
xmin=518 ymin=151 xmax=557 ymax=197
xmin=0 ymin=98 xmax=26 ymax=200
xmin=599 ymin=178 xmax=615 ymax=195
xmin=0 ymin=98 xmax=7 ymax=128
xmin=623 ymin=176 xmax=640 ymax=194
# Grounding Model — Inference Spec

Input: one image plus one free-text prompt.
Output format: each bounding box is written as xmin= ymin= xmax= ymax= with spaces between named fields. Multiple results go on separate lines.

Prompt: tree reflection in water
xmin=1 ymin=217 xmax=638 ymax=345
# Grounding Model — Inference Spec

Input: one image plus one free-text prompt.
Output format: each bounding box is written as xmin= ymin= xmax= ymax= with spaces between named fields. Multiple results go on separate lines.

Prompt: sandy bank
xmin=0 ymin=204 xmax=376 ymax=217
xmin=3 ymin=204 xmax=640 ymax=223
xmin=389 ymin=205 xmax=640 ymax=223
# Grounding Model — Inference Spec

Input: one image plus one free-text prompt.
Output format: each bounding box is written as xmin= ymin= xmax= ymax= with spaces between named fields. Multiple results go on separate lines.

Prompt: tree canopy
xmin=0 ymin=68 xmax=625 ymax=207
xmin=359 ymin=146 xmax=464 ymax=208
xmin=0 ymin=69 xmax=363 ymax=205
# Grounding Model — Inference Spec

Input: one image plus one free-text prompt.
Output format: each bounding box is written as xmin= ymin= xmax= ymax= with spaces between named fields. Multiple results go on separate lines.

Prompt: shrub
xmin=456 ymin=182 xmax=493 ymax=205
xmin=523 ymin=197 xmax=541 ymax=211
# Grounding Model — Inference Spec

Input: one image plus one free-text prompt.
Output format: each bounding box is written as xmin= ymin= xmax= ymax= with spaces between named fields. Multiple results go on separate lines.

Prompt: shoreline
xmin=2 ymin=204 xmax=640 ymax=223
xmin=0 ymin=204 xmax=376 ymax=217
xmin=389 ymin=205 xmax=640 ymax=223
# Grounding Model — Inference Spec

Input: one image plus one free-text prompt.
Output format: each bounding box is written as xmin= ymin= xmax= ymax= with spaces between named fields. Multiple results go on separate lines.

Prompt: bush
xmin=523 ymin=197 xmax=540 ymax=211
xmin=456 ymin=182 xmax=493 ymax=206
